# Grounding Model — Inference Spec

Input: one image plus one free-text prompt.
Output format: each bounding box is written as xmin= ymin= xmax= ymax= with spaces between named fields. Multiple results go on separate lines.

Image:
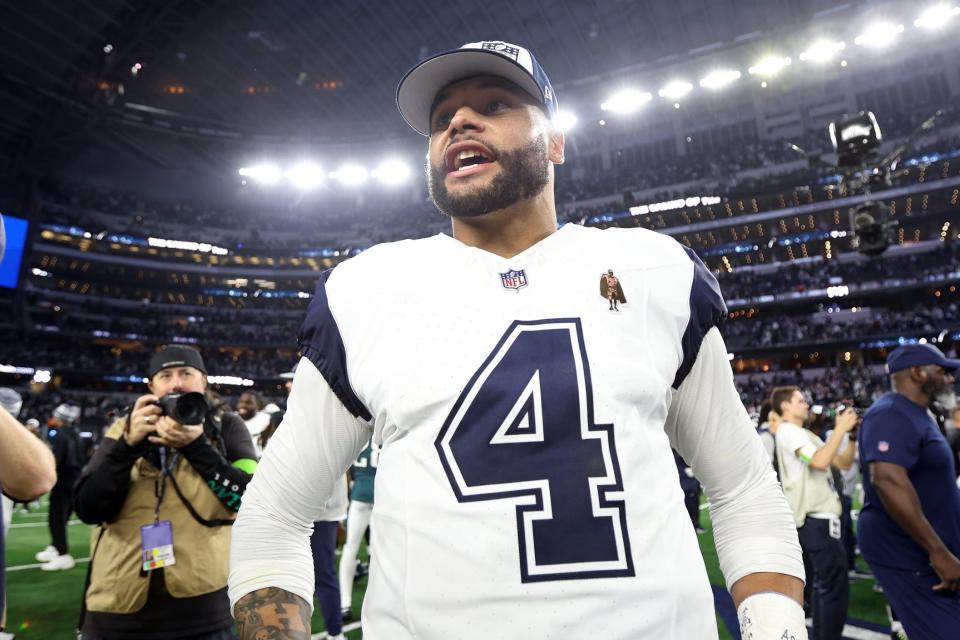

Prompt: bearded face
xmin=427 ymin=136 xmax=550 ymax=219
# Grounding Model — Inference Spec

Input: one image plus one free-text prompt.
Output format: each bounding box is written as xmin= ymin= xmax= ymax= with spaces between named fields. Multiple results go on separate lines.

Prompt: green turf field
xmin=4 ymin=498 xmax=890 ymax=639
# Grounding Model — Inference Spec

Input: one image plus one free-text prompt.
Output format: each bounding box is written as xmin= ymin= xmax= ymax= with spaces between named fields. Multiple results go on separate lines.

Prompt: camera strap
xmin=152 ymin=447 xmax=180 ymax=523
xmin=167 ymin=470 xmax=235 ymax=528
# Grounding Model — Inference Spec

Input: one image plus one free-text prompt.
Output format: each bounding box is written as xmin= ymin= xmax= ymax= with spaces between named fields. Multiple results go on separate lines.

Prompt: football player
xmin=229 ymin=41 xmax=805 ymax=639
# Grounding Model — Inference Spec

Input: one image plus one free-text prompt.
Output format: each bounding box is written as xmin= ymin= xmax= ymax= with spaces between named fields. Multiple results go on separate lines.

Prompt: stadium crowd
xmin=723 ymin=299 xmax=960 ymax=349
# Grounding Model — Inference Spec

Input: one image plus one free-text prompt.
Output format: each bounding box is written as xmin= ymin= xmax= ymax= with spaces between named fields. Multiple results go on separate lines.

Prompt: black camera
xmin=154 ymin=392 xmax=208 ymax=425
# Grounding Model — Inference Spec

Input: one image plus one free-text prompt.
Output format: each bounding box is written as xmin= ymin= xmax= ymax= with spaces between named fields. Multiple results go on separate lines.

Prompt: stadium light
xmin=239 ymin=163 xmax=283 ymax=185
xmin=658 ymin=80 xmax=693 ymax=100
xmin=699 ymin=69 xmax=741 ymax=90
xmin=553 ymin=110 xmax=578 ymax=132
xmin=914 ymin=4 xmax=960 ymax=29
xmin=799 ymin=40 xmax=846 ymax=63
xmin=330 ymin=164 xmax=369 ymax=187
xmin=854 ymin=22 xmax=904 ymax=48
xmin=285 ymin=162 xmax=325 ymax=190
xmin=748 ymin=55 xmax=792 ymax=77
xmin=372 ymin=159 xmax=411 ymax=185
xmin=600 ymin=89 xmax=652 ymax=114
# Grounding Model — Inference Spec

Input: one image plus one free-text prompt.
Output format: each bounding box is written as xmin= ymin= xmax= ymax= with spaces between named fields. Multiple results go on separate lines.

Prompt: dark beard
xmin=920 ymin=371 xmax=951 ymax=398
xmin=427 ymin=136 xmax=550 ymax=219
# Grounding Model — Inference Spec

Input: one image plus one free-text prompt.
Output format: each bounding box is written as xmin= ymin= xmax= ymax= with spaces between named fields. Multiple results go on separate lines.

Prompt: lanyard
xmin=153 ymin=447 xmax=178 ymax=523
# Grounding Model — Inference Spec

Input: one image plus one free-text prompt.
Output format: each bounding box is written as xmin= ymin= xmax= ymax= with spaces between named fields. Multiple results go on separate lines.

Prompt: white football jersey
xmin=297 ymin=223 xmax=726 ymax=638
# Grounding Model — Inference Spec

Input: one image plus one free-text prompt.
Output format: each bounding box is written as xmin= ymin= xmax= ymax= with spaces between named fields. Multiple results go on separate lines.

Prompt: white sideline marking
xmin=312 ymin=620 xmax=363 ymax=638
xmin=839 ymin=625 xmax=888 ymax=639
xmin=6 ymin=558 xmax=90 ymax=572
xmin=9 ymin=519 xmax=82 ymax=529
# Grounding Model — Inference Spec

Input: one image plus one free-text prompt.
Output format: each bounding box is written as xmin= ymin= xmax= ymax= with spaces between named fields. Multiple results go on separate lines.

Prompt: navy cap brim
xmin=397 ymin=48 xmax=547 ymax=136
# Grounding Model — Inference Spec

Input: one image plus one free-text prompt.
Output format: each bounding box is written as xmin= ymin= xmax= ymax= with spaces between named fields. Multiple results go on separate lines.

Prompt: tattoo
xmin=234 ymin=587 xmax=311 ymax=639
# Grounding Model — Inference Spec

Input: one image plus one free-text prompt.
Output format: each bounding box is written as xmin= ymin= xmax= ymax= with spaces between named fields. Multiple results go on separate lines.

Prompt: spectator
xmin=74 ymin=345 xmax=257 ymax=640
xmin=35 ymin=403 xmax=83 ymax=571
xmin=0 ymin=390 xmax=56 ymax=635
xmin=857 ymin=344 xmax=960 ymax=638
xmin=769 ymin=385 xmax=858 ymax=640
xmin=339 ymin=440 xmax=379 ymax=622
xmin=235 ymin=391 xmax=269 ymax=458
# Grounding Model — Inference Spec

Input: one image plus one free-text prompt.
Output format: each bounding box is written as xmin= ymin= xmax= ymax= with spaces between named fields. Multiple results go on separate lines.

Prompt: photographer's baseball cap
xmin=886 ymin=343 xmax=960 ymax=374
xmin=149 ymin=345 xmax=207 ymax=379
xmin=397 ymin=40 xmax=557 ymax=136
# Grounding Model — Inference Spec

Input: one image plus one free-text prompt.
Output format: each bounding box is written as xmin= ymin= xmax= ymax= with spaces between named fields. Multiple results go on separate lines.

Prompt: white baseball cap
xmin=397 ymin=41 xmax=558 ymax=136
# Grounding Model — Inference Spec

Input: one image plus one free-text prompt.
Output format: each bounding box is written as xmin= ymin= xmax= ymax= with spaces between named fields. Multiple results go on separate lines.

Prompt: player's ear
xmin=548 ymin=126 xmax=565 ymax=165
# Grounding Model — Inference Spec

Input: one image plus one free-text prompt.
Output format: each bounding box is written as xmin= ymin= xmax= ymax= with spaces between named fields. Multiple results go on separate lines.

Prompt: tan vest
xmin=85 ymin=418 xmax=236 ymax=614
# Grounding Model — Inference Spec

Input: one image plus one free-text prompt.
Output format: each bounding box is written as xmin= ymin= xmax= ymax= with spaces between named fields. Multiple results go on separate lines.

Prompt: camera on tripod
xmin=153 ymin=392 xmax=209 ymax=425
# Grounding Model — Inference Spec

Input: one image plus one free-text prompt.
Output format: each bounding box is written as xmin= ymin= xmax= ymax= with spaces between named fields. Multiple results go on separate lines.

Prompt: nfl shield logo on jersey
xmin=500 ymin=269 xmax=528 ymax=292
xmin=878 ymin=441 xmax=890 ymax=452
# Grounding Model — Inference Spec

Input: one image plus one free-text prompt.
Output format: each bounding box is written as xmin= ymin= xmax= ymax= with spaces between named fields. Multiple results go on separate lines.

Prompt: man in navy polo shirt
xmin=858 ymin=343 xmax=960 ymax=639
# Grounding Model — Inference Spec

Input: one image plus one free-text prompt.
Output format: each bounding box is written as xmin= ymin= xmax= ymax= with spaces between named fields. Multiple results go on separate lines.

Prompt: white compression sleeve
xmin=664 ymin=327 xmax=804 ymax=589
xmin=228 ymin=357 xmax=373 ymax=613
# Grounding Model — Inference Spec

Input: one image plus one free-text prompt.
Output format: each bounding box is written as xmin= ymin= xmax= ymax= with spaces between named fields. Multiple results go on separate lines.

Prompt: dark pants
xmin=870 ymin=563 xmax=960 ymax=640
xmin=50 ymin=467 xmax=79 ymax=555
xmin=680 ymin=479 xmax=701 ymax=529
xmin=797 ymin=517 xmax=849 ymax=640
xmin=839 ymin=494 xmax=856 ymax=569
xmin=311 ymin=521 xmax=342 ymax=636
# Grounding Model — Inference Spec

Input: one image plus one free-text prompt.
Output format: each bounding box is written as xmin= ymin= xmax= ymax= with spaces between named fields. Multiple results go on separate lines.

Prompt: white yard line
xmin=312 ymin=620 xmax=362 ymax=639
xmin=9 ymin=519 xmax=82 ymax=529
xmin=6 ymin=558 xmax=90 ymax=572
xmin=840 ymin=625 xmax=889 ymax=640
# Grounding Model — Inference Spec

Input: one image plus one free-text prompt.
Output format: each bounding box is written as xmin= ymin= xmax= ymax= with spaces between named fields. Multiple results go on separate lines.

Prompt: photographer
xmin=75 ymin=346 xmax=257 ymax=640
xmin=768 ymin=386 xmax=859 ymax=640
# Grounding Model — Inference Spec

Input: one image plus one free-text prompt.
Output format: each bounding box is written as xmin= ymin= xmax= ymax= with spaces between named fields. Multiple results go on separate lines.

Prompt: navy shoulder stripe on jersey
xmin=672 ymin=246 xmax=728 ymax=389
xmin=298 ymin=269 xmax=372 ymax=421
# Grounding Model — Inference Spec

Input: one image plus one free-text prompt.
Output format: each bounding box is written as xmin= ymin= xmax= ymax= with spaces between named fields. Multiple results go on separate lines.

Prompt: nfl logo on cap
xmin=396 ymin=39 xmax=558 ymax=136
xmin=878 ymin=441 xmax=890 ymax=452
xmin=500 ymin=269 xmax=528 ymax=292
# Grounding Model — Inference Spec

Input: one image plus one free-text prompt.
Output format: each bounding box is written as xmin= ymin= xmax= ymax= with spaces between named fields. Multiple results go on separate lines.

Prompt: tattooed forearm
xmin=234 ymin=587 xmax=312 ymax=640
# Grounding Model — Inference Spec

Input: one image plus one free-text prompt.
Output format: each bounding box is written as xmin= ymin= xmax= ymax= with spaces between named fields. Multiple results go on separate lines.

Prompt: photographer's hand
xmin=127 ymin=395 xmax=162 ymax=446
xmin=149 ymin=416 xmax=204 ymax=449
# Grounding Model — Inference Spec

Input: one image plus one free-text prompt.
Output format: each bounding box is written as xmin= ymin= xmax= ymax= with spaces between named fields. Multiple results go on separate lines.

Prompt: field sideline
xmin=4 ymin=498 xmax=890 ymax=639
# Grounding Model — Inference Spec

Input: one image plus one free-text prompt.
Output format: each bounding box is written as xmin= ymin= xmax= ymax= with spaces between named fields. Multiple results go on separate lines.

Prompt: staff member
xmin=769 ymin=386 xmax=858 ymax=640
xmin=858 ymin=344 xmax=960 ymax=639
xmin=75 ymin=345 xmax=257 ymax=640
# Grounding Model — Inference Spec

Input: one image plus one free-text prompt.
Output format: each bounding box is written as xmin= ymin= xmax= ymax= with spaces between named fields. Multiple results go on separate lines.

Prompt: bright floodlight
xmin=553 ymin=110 xmax=578 ymax=132
xmin=914 ymin=4 xmax=960 ymax=29
xmin=658 ymin=80 xmax=693 ymax=100
xmin=699 ymin=69 xmax=741 ymax=89
xmin=799 ymin=40 xmax=846 ymax=63
xmin=331 ymin=164 xmax=369 ymax=187
xmin=285 ymin=162 xmax=324 ymax=190
xmin=854 ymin=22 xmax=904 ymax=47
xmin=239 ymin=164 xmax=282 ymax=185
xmin=748 ymin=56 xmax=792 ymax=77
xmin=600 ymin=89 xmax=652 ymax=114
xmin=372 ymin=159 xmax=411 ymax=185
